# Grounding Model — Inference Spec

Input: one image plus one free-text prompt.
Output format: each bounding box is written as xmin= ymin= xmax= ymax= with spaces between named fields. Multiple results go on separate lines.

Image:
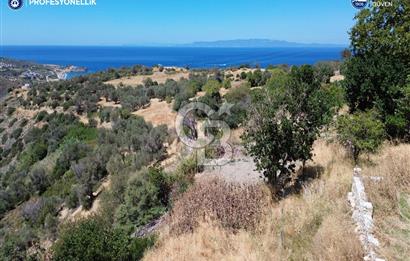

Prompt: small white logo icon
xmin=351 ymin=0 xmax=368 ymax=9
xmin=9 ymin=0 xmax=23 ymax=10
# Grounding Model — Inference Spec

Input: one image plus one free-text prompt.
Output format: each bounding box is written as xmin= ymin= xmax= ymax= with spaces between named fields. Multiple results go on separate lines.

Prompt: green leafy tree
xmin=385 ymin=77 xmax=410 ymax=140
xmin=343 ymin=1 xmax=410 ymax=138
xmin=337 ymin=110 xmax=385 ymax=163
xmin=243 ymin=66 xmax=340 ymax=193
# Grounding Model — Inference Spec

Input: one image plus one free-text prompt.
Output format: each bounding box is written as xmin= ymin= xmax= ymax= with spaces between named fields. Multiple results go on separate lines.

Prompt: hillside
xmin=1 ymin=2 xmax=409 ymax=257
xmin=0 ymin=47 xmax=408 ymax=260
xmin=0 ymin=55 xmax=410 ymax=260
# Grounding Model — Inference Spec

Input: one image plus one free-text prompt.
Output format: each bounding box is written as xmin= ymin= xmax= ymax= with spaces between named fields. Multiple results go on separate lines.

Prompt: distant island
xmin=182 ymin=39 xmax=346 ymax=48
xmin=122 ymin=39 xmax=347 ymax=48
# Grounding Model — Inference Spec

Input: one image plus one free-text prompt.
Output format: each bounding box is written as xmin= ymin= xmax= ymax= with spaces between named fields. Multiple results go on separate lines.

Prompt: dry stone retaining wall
xmin=347 ymin=167 xmax=385 ymax=261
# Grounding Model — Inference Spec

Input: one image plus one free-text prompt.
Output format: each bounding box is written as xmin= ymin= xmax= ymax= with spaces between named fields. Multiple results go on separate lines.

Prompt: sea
xmin=1 ymin=46 xmax=345 ymax=79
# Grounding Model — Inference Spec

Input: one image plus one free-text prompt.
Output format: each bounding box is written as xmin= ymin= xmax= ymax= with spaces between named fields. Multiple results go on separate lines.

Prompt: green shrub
xmin=10 ymin=127 xmax=22 ymax=139
xmin=337 ymin=110 xmax=386 ymax=163
xmin=8 ymin=118 xmax=17 ymax=128
xmin=116 ymin=168 xmax=169 ymax=228
xmin=29 ymin=167 xmax=50 ymax=194
xmin=44 ymin=170 xmax=77 ymax=199
xmin=0 ymin=230 xmax=35 ymax=260
xmin=6 ymin=107 xmax=15 ymax=116
xmin=1 ymin=133 xmax=8 ymax=144
xmin=65 ymin=186 xmax=79 ymax=209
xmin=203 ymin=79 xmax=221 ymax=95
xmin=19 ymin=118 xmax=28 ymax=128
xmin=171 ymin=157 xmax=199 ymax=195
xmin=52 ymin=142 xmax=91 ymax=179
xmin=35 ymin=111 xmax=48 ymax=122
xmin=52 ymin=218 xmax=135 ymax=261
xmin=18 ymin=141 xmax=48 ymax=171
xmin=223 ymin=84 xmax=252 ymax=128
xmin=64 ymin=125 xmax=98 ymax=143
xmin=222 ymin=79 xmax=232 ymax=89
xmin=128 ymin=236 xmax=156 ymax=260
xmin=314 ymin=62 xmax=334 ymax=83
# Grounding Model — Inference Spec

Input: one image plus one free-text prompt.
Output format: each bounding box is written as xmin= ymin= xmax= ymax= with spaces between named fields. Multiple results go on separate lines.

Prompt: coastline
xmin=1 ymin=46 xmax=344 ymax=74
xmin=45 ymin=64 xmax=87 ymax=80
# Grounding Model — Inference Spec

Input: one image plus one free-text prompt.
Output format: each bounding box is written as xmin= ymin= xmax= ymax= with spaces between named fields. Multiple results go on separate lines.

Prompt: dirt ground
xmin=105 ymin=70 xmax=189 ymax=87
xmin=133 ymin=98 xmax=177 ymax=128
xmin=198 ymin=146 xmax=263 ymax=185
xmin=97 ymin=97 xmax=122 ymax=108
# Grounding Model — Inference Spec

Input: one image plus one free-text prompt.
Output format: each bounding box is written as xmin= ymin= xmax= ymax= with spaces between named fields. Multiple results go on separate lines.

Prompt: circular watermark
xmin=9 ymin=0 xmax=23 ymax=10
xmin=175 ymin=101 xmax=234 ymax=166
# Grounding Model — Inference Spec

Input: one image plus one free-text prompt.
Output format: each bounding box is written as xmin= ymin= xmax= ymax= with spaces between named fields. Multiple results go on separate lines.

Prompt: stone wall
xmin=347 ymin=167 xmax=385 ymax=261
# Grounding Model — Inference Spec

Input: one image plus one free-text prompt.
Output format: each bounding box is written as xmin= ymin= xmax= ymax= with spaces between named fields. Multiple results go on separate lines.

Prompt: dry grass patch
xmin=132 ymin=98 xmax=177 ymax=128
xmin=144 ymin=141 xmax=364 ymax=260
xmin=363 ymin=143 xmax=410 ymax=260
xmin=312 ymin=213 xmax=365 ymax=261
xmin=144 ymin=222 xmax=267 ymax=261
xmin=167 ymin=177 xmax=271 ymax=235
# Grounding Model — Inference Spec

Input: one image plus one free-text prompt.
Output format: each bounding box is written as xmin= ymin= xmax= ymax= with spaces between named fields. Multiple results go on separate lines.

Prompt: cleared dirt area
xmin=97 ymin=97 xmax=122 ymax=108
xmin=105 ymin=70 xmax=189 ymax=87
xmin=198 ymin=147 xmax=263 ymax=185
xmin=133 ymin=98 xmax=177 ymax=128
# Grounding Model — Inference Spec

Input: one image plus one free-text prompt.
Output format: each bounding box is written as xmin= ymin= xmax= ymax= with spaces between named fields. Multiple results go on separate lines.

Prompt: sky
xmin=0 ymin=0 xmax=358 ymax=46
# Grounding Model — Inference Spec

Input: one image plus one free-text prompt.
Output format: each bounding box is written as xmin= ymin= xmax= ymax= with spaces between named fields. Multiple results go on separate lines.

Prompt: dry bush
xmin=167 ymin=177 xmax=271 ymax=235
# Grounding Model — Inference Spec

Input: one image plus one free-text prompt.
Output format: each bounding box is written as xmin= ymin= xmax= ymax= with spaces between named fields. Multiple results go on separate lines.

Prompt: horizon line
xmin=1 ymin=44 xmax=348 ymax=48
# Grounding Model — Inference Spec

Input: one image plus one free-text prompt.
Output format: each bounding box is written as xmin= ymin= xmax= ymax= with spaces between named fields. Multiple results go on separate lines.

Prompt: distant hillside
xmin=185 ymin=39 xmax=345 ymax=48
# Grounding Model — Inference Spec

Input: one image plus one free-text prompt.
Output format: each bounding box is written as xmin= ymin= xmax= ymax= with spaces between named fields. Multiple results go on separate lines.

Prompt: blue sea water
xmin=1 ymin=46 xmax=344 ymax=78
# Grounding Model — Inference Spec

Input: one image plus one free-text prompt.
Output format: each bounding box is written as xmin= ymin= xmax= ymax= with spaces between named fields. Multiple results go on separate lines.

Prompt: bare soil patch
xmin=133 ymin=98 xmax=177 ymax=128
xmin=105 ymin=70 xmax=189 ymax=87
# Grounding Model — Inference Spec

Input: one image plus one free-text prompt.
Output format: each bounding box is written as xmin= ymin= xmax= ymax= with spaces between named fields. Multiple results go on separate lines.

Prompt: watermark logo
xmin=8 ymin=0 xmax=23 ymax=10
xmin=351 ymin=0 xmax=368 ymax=9
xmin=175 ymin=101 xmax=234 ymax=167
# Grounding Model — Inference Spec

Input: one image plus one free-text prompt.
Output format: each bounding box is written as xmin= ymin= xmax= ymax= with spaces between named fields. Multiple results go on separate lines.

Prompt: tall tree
xmin=343 ymin=0 xmax=410 ymax=139
xmin=243 ymin=66 xmax=341 ymax=193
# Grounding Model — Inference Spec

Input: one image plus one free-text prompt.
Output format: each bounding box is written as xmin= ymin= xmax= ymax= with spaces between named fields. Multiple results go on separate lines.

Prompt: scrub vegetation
xmin=0 ymin=1 xmax=409 ymax=260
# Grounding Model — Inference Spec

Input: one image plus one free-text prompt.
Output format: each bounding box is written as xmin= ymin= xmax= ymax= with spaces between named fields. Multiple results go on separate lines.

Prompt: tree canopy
xmin=243 ymin=65 xmax=343 ymax=193
xmin=343 ymin=0 xmax=410 ymax=139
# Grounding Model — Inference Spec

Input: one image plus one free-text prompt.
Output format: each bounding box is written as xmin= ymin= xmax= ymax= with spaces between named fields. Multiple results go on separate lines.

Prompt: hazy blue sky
xmin=1 ymin=0 xmax=358 ymax=46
